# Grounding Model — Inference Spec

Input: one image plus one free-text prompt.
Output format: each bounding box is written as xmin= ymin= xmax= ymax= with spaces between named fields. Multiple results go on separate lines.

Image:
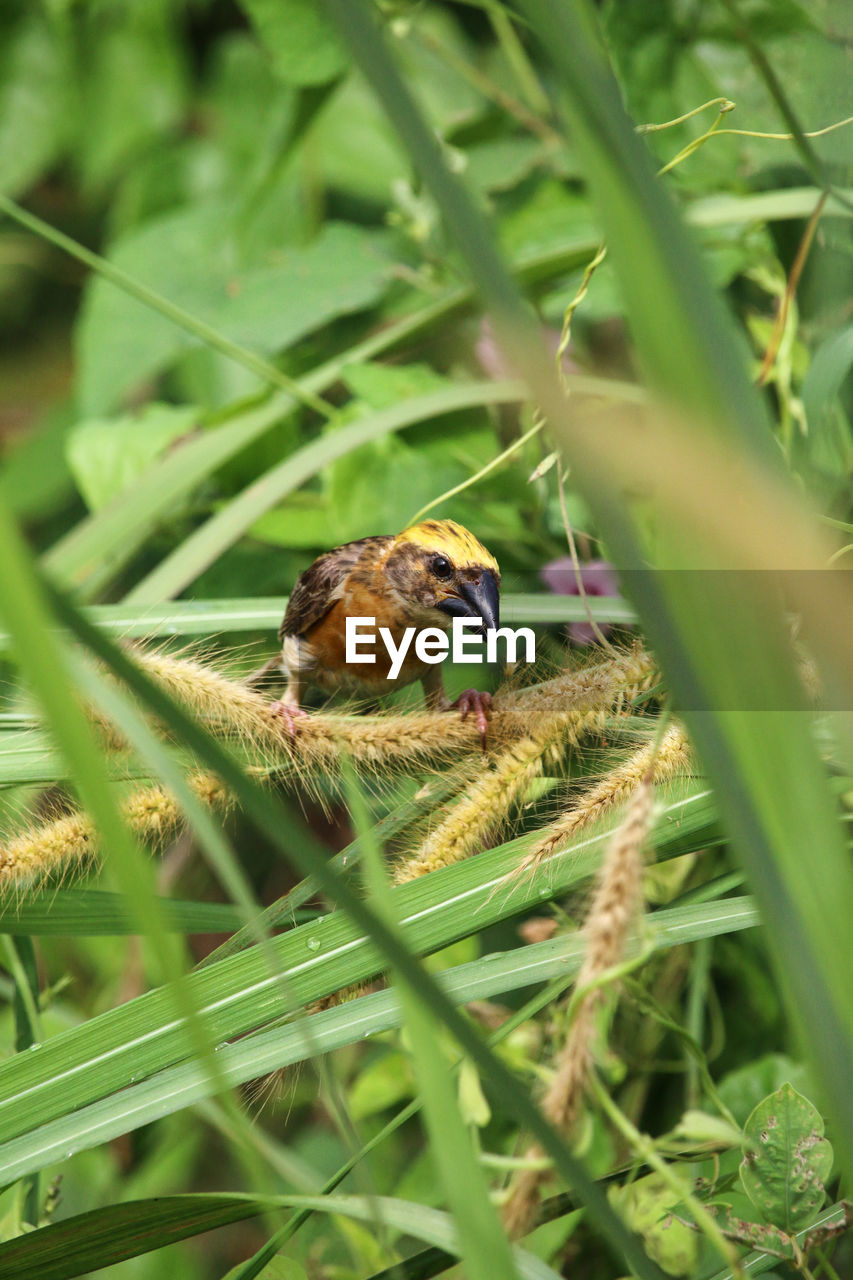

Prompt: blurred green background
xmin=1 ymin=2 xmax=853 ymax=1278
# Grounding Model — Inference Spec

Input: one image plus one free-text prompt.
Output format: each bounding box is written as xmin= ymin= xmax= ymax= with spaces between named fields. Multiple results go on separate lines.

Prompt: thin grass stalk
xmin=0 ymin=771 xmax=231 ymax=891
xmin=503 ymin=777 xmax=655 ymax=1237
xmin=0 ymin=649 xmax=657 ymax=891
xmin=119 ymin=643 xmax=658 ymax=772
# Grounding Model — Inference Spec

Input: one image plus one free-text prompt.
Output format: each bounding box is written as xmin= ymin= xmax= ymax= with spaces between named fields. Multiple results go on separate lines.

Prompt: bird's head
xmin=384 ymin=519 xmax=501 ymax=631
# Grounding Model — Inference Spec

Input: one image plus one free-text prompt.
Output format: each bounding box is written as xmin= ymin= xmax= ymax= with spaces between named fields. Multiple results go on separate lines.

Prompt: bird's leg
xmin=421 ymin=668 xmax=492 ymax=750
xmin=269 ymin=672 xmax=309 ymax=736
xmin=452 ymin=689 xmax=492 ymax=750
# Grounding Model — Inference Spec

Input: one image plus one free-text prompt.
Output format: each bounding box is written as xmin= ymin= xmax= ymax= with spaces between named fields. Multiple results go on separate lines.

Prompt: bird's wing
xmin=278 ymin=536 xmax=390 ymax=641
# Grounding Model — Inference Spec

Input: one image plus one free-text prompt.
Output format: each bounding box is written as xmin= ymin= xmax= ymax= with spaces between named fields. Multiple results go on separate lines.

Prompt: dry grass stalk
xmin=512 ymin=723 xmax=691 ymax=882
xmin=0 ymin=770 xmax=229 ymax=891
xmin=395 ymin=723 xmax=573 ymax=885
xmin=503 ymin=776 xmax=655 ymax=1238
xmin=1 ymin=647 xmax=658 ymax=892
xmin=392 ymin=646 xmax=659 ymax=884
xmin=124 ymin=643 xmax=657 ymax=773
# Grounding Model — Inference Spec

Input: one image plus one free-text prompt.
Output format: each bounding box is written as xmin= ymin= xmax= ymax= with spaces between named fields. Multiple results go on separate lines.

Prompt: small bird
xmin=261 ymin=519 xmax=501 ymax=743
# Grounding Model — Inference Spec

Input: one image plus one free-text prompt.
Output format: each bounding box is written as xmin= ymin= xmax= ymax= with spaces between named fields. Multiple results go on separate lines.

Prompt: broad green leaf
xmin=800 ymin=324 xmax=853 ymax=476
xmin=0 ymin=12 xmax=68 ymax=197
xmin=240 ymin=0 xmax=349 ymax=86
xmin=610 ymin=1172 xmax=698 ymax=1278
xmin=346 ymin=1049 xmax=414 ymax=1120
xmin=66 ymin=403 xmax=198 ymax=511
xmin=740 ymin=1084 xmax=833 ymax=1232
xmin=341 ymin=360 xmax=450 ymax=407
xmin=76 ymin=211 xmax=393 ymax=414
xmin=123 ymin=380 xmax=525 ymax=604
xmin=75 ymin=6 xmax=187 ymax=192
xmin=718 ymin=1054 xmax=814 ymax=1128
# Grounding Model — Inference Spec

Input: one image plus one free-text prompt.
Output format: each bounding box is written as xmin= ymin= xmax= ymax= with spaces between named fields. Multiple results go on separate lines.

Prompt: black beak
xmin=436 ymin=570 xmax=500 ymax=632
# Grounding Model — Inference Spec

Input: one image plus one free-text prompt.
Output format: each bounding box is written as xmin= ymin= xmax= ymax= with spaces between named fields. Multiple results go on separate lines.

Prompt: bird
xmin=258 ymin=519 xmax=501 ymax=744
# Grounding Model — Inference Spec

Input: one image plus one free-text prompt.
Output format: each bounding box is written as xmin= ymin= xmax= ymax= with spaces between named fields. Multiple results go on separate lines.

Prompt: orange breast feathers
xmin=304 ymin=574 xmax=426 ymax=689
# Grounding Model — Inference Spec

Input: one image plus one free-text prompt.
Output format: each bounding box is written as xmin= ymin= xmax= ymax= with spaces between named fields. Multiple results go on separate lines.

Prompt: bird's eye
xmin=430 ymin=554 xmax=453 ymax=579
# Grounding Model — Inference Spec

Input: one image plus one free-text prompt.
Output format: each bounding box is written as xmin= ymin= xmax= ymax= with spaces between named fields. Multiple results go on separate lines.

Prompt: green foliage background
xmin=1 ymin=1 xmax=853 ymax=1278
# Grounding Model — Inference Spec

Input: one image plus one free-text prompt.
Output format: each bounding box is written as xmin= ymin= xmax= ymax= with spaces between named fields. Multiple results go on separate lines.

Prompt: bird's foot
xmin=269 ymin=701 xmax=310 ymax=737
xmin=450 ymin=689 xmax=493 ymax=751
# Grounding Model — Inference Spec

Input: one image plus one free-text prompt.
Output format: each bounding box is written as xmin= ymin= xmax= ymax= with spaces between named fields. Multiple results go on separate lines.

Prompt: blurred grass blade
xmin=322 ymin=0 xmax=853 ymax=1175
xmin=345 ymin=763 xmax=517 ymax=1280
xmin=515 ymin=0 xmax=853 ymax=1165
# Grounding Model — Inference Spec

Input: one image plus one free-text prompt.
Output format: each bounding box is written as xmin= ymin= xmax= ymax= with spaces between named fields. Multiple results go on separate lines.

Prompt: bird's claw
xmin=269 ymin=701 xmax=310 ymax=737
xmin=451 ymin=689 xmax=492 ymax=751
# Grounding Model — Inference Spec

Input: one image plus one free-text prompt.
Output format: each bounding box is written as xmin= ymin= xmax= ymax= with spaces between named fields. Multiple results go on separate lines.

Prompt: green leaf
xmin=123 ymin=380 xmax=524 ymax=604
xmin=240 ymin=0 xmax=349 ymax=86
xmin=347 ymin=1049 xmax=414 ymax=1120
xmin=800 ymin=324 xmax=853 ymax=476
xmin=341 ymin=361 xmax=450 ymax=408
xmin=718 ymin=1054 xmax=814 ymax=1127
xmin=610 ymin=1172 xmax=699 ymax=1278
xmin=706 ymin=1200 xmax=850 ymax=1280
xmin=0 ymin=12 xmax=68 ymax=197
xmin=66 ymin=403 xmax=198 ymax=512
xmin=740 ymin=1084 xmax=834 ymax=1231
xmin=76 ymin=211 xmax=393 ymax=414
xmin=75 ymin=6 xmax=187 ymax=192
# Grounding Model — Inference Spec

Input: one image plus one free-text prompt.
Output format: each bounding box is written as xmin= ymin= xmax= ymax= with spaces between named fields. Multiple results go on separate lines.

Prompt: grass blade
xmin=0 ymin=895 xmax=757 ymax=1186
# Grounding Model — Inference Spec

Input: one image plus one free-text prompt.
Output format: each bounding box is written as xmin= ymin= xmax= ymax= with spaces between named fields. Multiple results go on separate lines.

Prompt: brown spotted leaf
xmin=740 ymin=1083 xmax=833 ymax=1232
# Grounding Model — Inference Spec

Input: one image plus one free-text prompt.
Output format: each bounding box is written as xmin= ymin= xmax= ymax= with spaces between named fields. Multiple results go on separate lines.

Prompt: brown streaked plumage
xmin=267 ymin=520 xmax=501 ymax=742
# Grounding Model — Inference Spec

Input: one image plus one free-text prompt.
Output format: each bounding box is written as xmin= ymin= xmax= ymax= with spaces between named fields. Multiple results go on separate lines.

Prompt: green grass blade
xmin=0 ymin=1192 xmax=562 ymax=1280
xmin=0 ymin=781 xmax=714 ymax=1151
xmin=0 ymin=891 xmax=243 ymax=937
xmin=0 ymin=895 xmax=757 ymax=1187
xmin=0 ymin=592 xmax=636 ymax=648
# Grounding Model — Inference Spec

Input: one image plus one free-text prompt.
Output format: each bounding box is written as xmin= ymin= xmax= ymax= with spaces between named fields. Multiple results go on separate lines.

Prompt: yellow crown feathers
xmin=395 ymin=519 xmax=499 ymax=572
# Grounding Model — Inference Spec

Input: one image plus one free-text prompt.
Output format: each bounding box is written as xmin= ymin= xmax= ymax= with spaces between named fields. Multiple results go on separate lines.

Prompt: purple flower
xmin=475 ymin=317 xmax=578 ymax=381
xmin=541 ymin=557 xmax=619 ymax=645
